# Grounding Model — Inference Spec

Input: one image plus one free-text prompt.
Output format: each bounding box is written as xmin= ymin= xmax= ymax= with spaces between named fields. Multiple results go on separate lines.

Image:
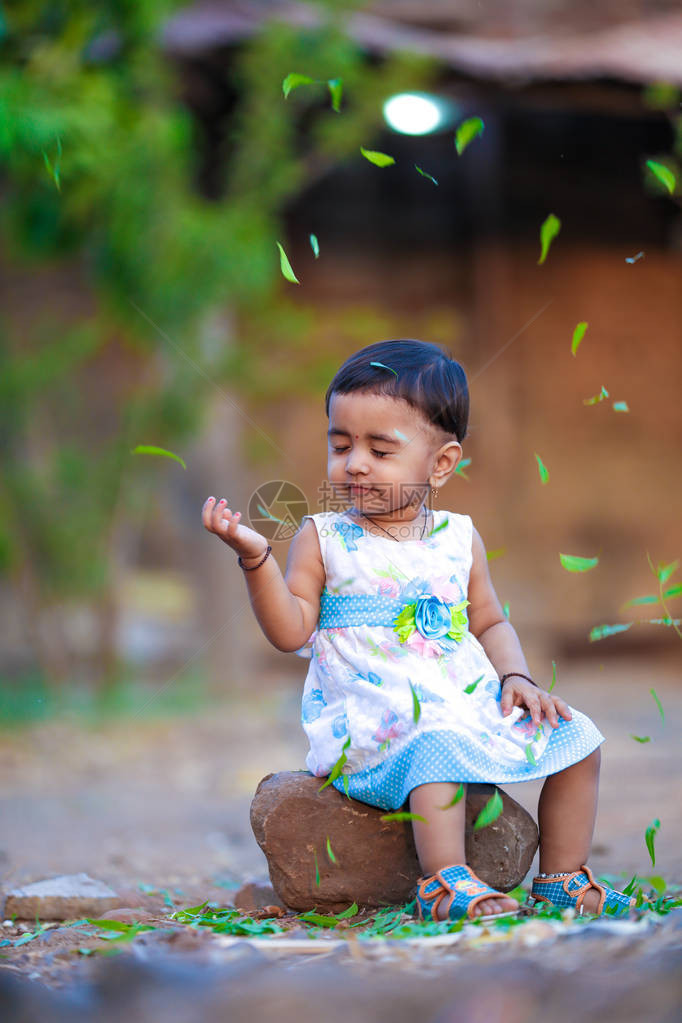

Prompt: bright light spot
xmin=383 ymin=93 xmax=448 ymax=135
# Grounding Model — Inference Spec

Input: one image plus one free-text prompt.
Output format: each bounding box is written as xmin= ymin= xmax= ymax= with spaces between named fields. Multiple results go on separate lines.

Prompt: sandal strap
xmin=417 ymin=864 xmax=505 ymax=921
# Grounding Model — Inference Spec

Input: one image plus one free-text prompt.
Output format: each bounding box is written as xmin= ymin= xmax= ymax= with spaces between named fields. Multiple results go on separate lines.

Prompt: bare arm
xmin=202 ymin=497 xmax=324 ymax=653
xmin=467 ymin=526 xmax=571 ymax=728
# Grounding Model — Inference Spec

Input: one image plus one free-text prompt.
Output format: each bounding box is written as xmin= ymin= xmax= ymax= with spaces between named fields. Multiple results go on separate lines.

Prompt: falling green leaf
xmin=571 ymin=321 xmax=588 ymax=356
xmin=625 ymin=251 xmax=644 ymax=264
xmin=415 ymin=164 xmax=438 ymax=185
xmin=657 ymin=560 xmax=679 ymax=585
xmin=464 ymin=674 xmax=484 ymax=695
xmin=525 ymin=743 xmax=537 ymax=767
xmin=645 ymin=159 xmax=676 ymax=195
xmin=612 ymin=401 xmax=629 ymax=413
xmin=438 ymin=783 xmax=464 ymax=810
xmin=360 ymin=147 xmax=395 ymax=167
xmin=327 ymin=77 xmax=343 ymax=112
xmin=664 ymin=584 xmax=682 ymax=599
xmin=473 ymin=789 xmax=504 ymax=830
xmin=276 ymin=241 xmax=299 ymax=284
xmin=282 ymin=72 xmax=315 ymax=98
xmin=454 ymin=116 xmax=484 ymax=155
xmin=342 ymin=774 xmax=350 ymax=798
xmin=409 ymin=681 xmax=422 ymax=723
xmin=309 ymin=233 xmax=319 ymax=258
xmin=549 ymin=660 xmax=557 ymax=692
xmin=394 ymin=429 xmax=408 ymax=440
xmin=502 ymin=602 xmax=510 ymax=619
xmin=427 ymin=519 xmax=449 ymax=537
xmin=318 ymin=736 xmax=351 ymax=791
xmin=537 ymin=213 xmax=561 ymax=265
xmin=631 ymin=734 xmax=651 ymax=743
xmin=534 ymin=453 xmax=549 ymax=484
xmin=650 ymin=687 xmax=665 ymax=723
xmin=380 ymin=811 xmax=427 ymax=824
xmin=622 ymin=593 xmax=659 ymax=608
xmin=645 ymin=818 xmax=660 ymax=867
xmin=559 ymin=553 xmax=599 ymax=573
xmin=42 ymin=136 xmax=62 ymax=191
xmin=486 ymin=548 xmax=505 ymax=561
xmin=589 ymin=622 xmax=633 ymax=641
xmin=369 ymin=360 xmax=398 ymax=377
xmin=326 ymin=836 xmax=337 ymax=864
xmin=131 ymin=445 xmax=186 ymax=470
xmin=314 ymin=848 xmax=321 ymax=886
xmin=583 ymin=385 xmax=609 ymax=405
xmin=454 ymin=457 xmax=472 ymax=480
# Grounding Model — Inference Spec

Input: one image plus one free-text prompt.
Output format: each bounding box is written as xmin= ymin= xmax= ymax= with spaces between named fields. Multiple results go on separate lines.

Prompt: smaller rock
xmin=1 ymin=872 xmax=120 ymax=921
xmin=233 ymin=882 xmax=284 ymax=914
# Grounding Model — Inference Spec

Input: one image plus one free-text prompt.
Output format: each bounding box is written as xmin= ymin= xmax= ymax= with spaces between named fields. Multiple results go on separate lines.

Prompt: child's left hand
xmin=500 ymin=678 xmax=572 ymax=729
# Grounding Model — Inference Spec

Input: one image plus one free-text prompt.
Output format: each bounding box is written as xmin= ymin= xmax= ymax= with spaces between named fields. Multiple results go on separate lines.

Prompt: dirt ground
xmin=1 ymin=653 xmax=680 ymax=899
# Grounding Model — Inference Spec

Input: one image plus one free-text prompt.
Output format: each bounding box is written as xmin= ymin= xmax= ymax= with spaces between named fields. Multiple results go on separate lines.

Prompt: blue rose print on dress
xmin=400 ymin=577 xmax=433 ymax=602
xmin=302 ymin=688 xmax=327 ymax=723
xmin=372 ymin=709 xmax=404 ymax=746
xmin=331 ymin=713 xmax=348 ymax=738
xmin=414 ymin=596 xmax=452 ymax=640
xmin=348 ymin=669 xmax=384 ymax=687
xmin=409 ymin=680 xmax=445 ymax=704
xmin=485 ymin=678 xmax=501 ymax=697
xmin=333 ymin=520 xmax=365 ymax=552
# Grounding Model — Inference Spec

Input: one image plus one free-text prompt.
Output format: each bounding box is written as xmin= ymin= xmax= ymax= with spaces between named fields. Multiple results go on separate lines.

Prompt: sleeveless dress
xmin=296 ymin=509 xmax=604 ymax=812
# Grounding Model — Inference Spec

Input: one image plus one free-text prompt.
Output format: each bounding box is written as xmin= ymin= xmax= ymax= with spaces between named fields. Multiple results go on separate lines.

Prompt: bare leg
xmin=409 ymin=782 xmax=518 ymax=919
xmin=537 ymin=748 xmax=610 ymax=913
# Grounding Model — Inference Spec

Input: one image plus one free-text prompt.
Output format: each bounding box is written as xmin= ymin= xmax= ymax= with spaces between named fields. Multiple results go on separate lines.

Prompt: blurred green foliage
xmin=0 ymin=0 xmax=436 ymax=692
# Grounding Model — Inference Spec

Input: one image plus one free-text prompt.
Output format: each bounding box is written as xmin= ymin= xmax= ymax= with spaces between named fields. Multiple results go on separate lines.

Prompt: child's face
xmin=327 ymin=391 xmax=462 ymax=513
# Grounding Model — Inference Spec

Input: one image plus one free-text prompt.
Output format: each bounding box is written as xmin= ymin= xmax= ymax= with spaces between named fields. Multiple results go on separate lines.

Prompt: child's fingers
xmin=553 ymin=696 xmax=572 ymax=722
xmin=499 ymin=685 xmax=515 ymax=716
xmin=538 ymin=692 xmax=560 ymax=728
xmin=201 ymin=496 xmax=217 ymax=529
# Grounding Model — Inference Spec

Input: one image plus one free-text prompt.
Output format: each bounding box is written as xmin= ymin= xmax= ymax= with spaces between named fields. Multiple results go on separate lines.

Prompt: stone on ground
xmin=250 ymin=771 xmax=538 ymax=912
xmin=1 ymin=872 xmax=121 ymax=921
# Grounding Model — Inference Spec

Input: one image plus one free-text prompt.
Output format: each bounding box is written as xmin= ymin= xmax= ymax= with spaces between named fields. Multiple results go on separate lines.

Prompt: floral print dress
xmin=296 ymin=509 xmax=604 ymax=811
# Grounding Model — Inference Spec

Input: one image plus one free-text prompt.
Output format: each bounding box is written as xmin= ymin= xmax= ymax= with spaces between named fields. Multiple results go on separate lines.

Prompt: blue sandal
xmin=416 ymin=863 xmax=519 ymax=922
xmin=530 ymin=864 xmax=633 ymax=917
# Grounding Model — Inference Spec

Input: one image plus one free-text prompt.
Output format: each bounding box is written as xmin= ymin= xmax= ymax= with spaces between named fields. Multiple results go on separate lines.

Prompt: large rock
xmin=251 ymin=771 xmax=538 ymax=912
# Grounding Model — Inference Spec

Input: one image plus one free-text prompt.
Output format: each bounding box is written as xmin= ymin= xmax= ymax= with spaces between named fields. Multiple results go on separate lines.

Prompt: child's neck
xmin=347 ymin=502 xmax=432 ymax=541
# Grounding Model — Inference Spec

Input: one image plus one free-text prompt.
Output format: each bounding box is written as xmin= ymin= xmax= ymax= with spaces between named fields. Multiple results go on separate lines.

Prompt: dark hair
xmin=325 ymin=339 xmax=469 ymax=442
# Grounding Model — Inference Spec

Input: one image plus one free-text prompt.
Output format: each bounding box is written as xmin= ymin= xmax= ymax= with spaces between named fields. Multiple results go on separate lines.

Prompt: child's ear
xmin=432 ymin=440 xmax=463 ymax=486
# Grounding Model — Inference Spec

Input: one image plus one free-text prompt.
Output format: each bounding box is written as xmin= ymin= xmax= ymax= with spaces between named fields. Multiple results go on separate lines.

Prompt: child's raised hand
xmin=500 ymin=677 xmax=572 ymax=729
xmin=201 ymin=496 xmax=269 ymax=561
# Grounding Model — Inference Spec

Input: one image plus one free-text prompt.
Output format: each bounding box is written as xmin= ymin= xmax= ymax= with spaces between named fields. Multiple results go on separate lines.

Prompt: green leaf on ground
xmin=454 ymin=116 xmax=484 ymax=155
xmin=276 ymin=241 xmax=299 ymax=283
xmin=360 ymin=147 xmax=395 ymax=167
xmin=571 ymin=321 xmax=588 ymax=356
xmin=559 ymin=553 xmax=599 ymax=573
xmin=380 ymin=811 xmax=427 ymax=823
xmin=537 ymin=213 xmax=561 ymax=265
xmin=131 ymin=445 xmax=186 ymax=470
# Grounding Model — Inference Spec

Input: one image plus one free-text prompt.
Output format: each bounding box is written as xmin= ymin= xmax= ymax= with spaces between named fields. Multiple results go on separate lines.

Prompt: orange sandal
xmin=416 ymin=863 xmax=519 ymax=922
